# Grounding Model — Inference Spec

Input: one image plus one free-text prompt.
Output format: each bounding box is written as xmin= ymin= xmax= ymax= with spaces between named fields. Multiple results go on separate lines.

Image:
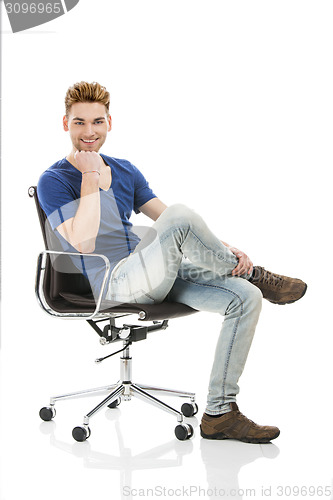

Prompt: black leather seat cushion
xmin=59 ymin=292 xmax=197 ymax=321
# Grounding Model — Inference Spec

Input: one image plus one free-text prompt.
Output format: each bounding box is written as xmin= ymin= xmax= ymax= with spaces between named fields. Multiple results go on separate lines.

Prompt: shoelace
xmin=257 ymin=267 xmax=283 ymax=288
xmin=235 ymin=409 xmax=259 ymax=427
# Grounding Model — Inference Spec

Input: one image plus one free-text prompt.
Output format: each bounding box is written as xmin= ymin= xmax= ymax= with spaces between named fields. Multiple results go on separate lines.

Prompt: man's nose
xmin=84 ymin=124 xmax=95 ymax=136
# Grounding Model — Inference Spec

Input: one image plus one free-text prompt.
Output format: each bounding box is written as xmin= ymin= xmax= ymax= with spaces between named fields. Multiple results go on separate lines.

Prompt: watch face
xmin=4 ymin=0 xmax=80 ymax=34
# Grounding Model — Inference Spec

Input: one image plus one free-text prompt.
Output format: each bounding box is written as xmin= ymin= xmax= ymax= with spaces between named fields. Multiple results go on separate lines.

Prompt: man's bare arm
xmin=56 ymin=151 xmax=101 ymax=253
xmin=138 ymin=197 xmax=168 ymax=221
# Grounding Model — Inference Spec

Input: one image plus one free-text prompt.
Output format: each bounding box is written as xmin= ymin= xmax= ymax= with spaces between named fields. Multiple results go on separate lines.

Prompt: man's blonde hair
xmin=65 ymin=81 xmax=110 ymax=117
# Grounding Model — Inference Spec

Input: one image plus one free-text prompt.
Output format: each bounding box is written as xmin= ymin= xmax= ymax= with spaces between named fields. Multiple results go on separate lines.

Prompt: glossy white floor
xmin=1 ymin=283 xmax=333 ymax=500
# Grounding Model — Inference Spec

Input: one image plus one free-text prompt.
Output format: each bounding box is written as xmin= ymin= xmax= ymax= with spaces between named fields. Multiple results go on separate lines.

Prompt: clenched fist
xmin=74 ymin=150 xmax=102 ymax=176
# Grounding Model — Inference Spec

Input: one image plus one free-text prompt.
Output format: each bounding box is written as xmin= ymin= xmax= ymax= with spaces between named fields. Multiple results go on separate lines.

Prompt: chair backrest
xmin=29 ymin=186 xmax=93 ymax=303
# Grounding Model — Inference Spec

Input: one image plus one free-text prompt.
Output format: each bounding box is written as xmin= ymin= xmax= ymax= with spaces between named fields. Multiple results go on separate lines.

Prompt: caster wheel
xmin=108 ymin=397 xmax=121 ymax=409
xmin=181 ymin=402 xmax=198 ymax=417
xmin=39 ymin=406 xmax=56 ymax=421
xmin=72 ymin=426 xmax=91 ymax=442
xmin=175 ymin=423 xmax=194 ymax=441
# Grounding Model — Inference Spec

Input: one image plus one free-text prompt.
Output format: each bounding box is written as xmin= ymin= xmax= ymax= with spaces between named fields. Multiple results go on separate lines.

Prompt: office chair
xmin=29 ymin=186 xmax=199 ymax=442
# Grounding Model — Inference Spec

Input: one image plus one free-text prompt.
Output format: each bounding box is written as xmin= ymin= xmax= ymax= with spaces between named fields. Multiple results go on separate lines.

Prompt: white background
xmin=1 ymin=1 xmax=333 ymax=499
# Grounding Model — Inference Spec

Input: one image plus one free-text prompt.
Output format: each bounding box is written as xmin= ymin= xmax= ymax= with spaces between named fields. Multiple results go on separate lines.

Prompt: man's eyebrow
xmin=72 ymin=116 xmax=106 ymax=121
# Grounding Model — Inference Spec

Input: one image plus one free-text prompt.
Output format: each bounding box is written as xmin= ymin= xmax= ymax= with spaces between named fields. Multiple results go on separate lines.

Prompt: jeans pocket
xmin=110 ymin=273 xmax=156 ymax=304
xmin=131 ymin=290 xmax=156 ymax=304
xmin=109 ymin=272 xmax=131 ymax=301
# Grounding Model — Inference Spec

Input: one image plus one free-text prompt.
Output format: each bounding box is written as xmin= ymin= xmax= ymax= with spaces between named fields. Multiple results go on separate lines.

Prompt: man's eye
xmin=95 ymin=121 xmax=104 ymax=124
xmin=75 ymin=122 xmax=83 ymax=125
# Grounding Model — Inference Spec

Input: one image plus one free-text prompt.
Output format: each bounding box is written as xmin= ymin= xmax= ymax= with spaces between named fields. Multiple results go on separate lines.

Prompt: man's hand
xmin=74 ymin=150 xmax=102 ymax=175
xmin=228 ymin=247 xmax=253 ymax=277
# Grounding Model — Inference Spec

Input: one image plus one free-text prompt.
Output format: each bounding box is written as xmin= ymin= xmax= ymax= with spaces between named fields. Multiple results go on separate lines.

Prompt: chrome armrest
xmin=35 ymin=250 xmax=111 ymax=320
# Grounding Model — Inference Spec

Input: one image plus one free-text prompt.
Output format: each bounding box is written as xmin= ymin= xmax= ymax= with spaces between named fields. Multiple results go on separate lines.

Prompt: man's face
xmin=63 ymin=102 xmax=112 ymax=153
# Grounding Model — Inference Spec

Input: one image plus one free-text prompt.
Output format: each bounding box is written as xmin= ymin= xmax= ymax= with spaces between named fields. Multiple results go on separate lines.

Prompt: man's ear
xmin=107 ymin=114 xmax=112 ymax=132
xmin=63 ymin=115 xmax=69 ymax=131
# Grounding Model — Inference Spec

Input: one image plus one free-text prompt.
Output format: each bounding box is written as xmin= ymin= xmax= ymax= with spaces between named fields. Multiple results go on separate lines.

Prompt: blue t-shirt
xmin=37 ymin=154 xmax=157 ymax=297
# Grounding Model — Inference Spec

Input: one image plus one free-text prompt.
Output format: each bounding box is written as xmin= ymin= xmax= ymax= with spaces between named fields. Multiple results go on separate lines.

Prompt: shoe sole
xmin=268 ymin=283 xmax=307 ymax=305
xmin=200 ymin=425 xmax=280 ymax=444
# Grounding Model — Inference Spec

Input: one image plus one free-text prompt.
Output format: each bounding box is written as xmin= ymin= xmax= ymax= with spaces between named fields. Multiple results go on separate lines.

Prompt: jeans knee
xmin=162 ymin=203 xmax=196 ymax=226
xmin=245 ymin=283 xmax=263 ymax=313
xmin=225 ymin=281 xmax=262 ymax=317
xmin=166 ymin=203 xmax=193 ymax=217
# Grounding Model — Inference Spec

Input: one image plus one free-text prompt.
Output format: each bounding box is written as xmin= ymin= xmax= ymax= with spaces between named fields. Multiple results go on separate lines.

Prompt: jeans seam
xmin=221 ymin=302 xmax=243 ymax=405
xmin=175 ymin=275 xmax=244 ymax=408
xmin=175 ymin=275 xmax=240 ymax=296
xmin=186 ymin=229 xmax=236 ymax=266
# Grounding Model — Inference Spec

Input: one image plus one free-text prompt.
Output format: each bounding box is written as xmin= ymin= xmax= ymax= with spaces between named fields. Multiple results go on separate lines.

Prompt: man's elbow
xmin=76 ymin=240 xmax=96 ymax=254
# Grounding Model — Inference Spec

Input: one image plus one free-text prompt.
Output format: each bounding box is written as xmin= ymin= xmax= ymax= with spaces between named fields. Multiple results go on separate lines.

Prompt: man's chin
xmin=77 ymin=145 xmax=101 ymax=153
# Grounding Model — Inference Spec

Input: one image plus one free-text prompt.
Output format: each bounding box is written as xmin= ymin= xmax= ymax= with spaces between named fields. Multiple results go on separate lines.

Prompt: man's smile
xmin=81 ymin=138 xmax=98 ymax=144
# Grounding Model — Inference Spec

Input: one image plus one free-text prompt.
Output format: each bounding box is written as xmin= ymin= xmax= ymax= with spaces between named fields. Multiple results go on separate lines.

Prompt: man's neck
xmin=66 ymin=151 xmax=76 ymax=167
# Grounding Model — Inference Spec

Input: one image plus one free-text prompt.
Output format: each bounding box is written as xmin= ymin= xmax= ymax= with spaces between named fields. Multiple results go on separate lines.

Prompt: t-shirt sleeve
xmin=132 ymin=164 xmax=157 ymax=214
xmin=37 ymin=173 xmax=79 ymax=230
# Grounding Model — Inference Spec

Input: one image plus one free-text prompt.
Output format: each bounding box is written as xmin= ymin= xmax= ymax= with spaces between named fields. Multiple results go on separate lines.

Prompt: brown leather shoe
xmin=200 ymin=403 xmax=280 ymax=444
xmin=250 ymin=266 xmax=307 ymax=305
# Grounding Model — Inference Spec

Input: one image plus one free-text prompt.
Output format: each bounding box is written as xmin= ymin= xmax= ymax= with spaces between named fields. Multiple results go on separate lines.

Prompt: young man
xmin=37 ymin=81 xmax=307 ymax=444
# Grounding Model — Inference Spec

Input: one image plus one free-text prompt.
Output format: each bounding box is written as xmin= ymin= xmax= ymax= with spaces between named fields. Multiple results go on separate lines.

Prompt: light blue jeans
xmin=105 ymin=204 xmax=263 ymax=415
